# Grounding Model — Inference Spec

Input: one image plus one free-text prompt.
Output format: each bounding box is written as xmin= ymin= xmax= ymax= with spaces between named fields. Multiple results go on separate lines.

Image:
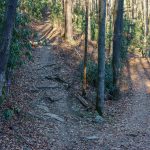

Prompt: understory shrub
xmin=0 ymin=3 xmax=32 ymax=110
xmin=80 ymin=59 xmax=113 ymax=94
xmin=8 ymin=13 xmax=32 ymax=69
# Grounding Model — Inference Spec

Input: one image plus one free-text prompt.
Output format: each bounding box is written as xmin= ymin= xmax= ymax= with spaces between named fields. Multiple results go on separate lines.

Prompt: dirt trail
xmin=121 ymin=58 xmax=150 ymax=134
xmin=0 ymin=43 xmax=150 ymax=149
xmin=103 ymin=58 xmax=150 ymax=149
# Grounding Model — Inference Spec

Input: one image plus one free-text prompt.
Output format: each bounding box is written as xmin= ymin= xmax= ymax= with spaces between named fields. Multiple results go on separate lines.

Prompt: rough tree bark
xmin=107 ymin=0 xmax=113 ymax=57
xmin=64 ymin=0 xmax=73 ymax=40
xmin=88 ymin=0 xmax=91 ymax=40
xmin=0 ymin=0 xmax=18 ymax=98
xmin=96 ymin=0 xmax=106 ymax=115
xmin=112 ymin=0 xmax=124 ymax=98
xmin=82 ymin=0 xmax=89 ymax=96
xmin=144 ymin=0 xmax=148 ymax=43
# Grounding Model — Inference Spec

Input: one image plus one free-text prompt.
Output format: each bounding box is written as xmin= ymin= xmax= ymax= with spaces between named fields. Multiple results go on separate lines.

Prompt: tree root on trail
xmin=45 ymin=75 xmax=70 ymax=89
xmin=73 ymin=93 xmax=94 ymax=110
xmin=37 ymin=63 xmax=58 ymax=70
xmin=45 ymin=75 xmax=94 ymax=110
xmin=44 ymin=96 xmax=61 ymax=103
xmin=36 ymin=85 xmax=59 ymax=90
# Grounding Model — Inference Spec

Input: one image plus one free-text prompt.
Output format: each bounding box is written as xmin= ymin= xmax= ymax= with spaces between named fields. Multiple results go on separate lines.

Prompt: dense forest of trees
xmin=0 ymin=0 xmax=150 ymax=149
xmin=0 ymin=0 xmax=150 ymax=115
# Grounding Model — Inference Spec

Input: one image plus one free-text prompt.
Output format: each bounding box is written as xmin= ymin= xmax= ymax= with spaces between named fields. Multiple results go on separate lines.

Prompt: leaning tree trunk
xmin=96 ymin=0 xmax=106 ymax=116
xmin=0 ymin=0 xmax=18 ymax=98
xmin=112 ymin=0 xmax=124 ymax=98
xmin=64 ymin=0 xmax=73 ymax=40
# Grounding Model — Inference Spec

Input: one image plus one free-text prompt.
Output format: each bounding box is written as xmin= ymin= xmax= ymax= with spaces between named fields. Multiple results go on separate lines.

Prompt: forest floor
xmin=0 ymin=22 xmax=150 ymax=150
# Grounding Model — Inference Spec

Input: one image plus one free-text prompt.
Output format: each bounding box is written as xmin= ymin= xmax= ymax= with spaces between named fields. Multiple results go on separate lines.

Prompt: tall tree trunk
xmin=0 ymin=0 xmax=18 ymax=98
xmin=64 ymin=0 xmax=73 ymax=40
xmin=82 ymin=0 xmax=89 ymax=96
xmin=107 ymin=0 xmax=113 ymax=57
xmin=88 ymin=0 xmax=91 ymax=41
xmin=96 ymin=0 xmax=106 ymax=115
xmin=62 ymin=0 xmax=65 ymax=14
xmin=132 ymin=0 xmax=135 ymax=19
xmin=144 ymin=0 xmax=148 ymax=49
xmin=112 ymin=0 xmax=124 ymax=97
xmin=145 ymin=0 xmax=149 ymax=35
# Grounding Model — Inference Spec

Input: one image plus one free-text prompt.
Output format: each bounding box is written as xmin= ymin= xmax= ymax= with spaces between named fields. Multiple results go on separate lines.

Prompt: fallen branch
xmin=46 ymin=75 xmax=94 ymax=109
xmin=44 ymin=112 xmax=65 ymax=122
xmin=44 ymin=96 xmax=61 ymax=103
xmin=74 ymin=93 xmax=89 ymax=107
xmin=74 ymin=48 xmax=82 ymax=59
xmin=73 ymin=92 xmax=94 ymax=110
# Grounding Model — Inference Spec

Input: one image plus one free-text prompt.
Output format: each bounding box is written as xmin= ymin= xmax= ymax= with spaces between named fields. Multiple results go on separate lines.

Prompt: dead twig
xmin=74 ymin=48 xmax=82 ymax=59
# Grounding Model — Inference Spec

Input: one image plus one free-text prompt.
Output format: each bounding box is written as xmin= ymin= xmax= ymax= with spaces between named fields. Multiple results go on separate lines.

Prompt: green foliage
xmin=74 ymin=3 xmax=84 ymax=16
xmin=50 ymin=0 xmax=63 ymax=24
xmin=105 ymin=60 xmax=113 ymax=93
xmin=2 ymin=105 xmax=21 ymax=120
xmin=74 ymin=5 xmax=85 ymax=32
xmin=84 ymin=60 xmax=98 ymax=86
xmin=146 ymin=36 xmax=150 ymax=57
xmin=91 ymin=13 xmax=98 ymax=40
xmin=20 ymin=0 xmax=63 ymax=23
xmin=0 ymin=2 xmax=33 ymax=114
xmin=121 ymin=17 xmax=135 ymax=61
xmin=122 ymin=16 xmax=150 ymax=58
xmin=3 ymin=108 xmax=14 ymax=120
xmin=8 ymin=13 xmax=32 ymax=69
xmin=0 ymin=86 xmax=7 ymax=106
xmin=0 ymin=1 xmax=6 ymax=38
xmin=130 ymin=20 xmax=147 ymax=56
xmin=105 ymin=20 xmax=113 ymax=50
xmin=13 ymin=106 xmax=21 ymax=114
xmin=0 ymin=95 xmax=5 ymax=106
xmin=0 ymin=2 xmax=32 ymax=70
xmin=20 ymin=0 xmax=49 ymax=19
xmin=80 ymin=59 xmax=113 ymax=93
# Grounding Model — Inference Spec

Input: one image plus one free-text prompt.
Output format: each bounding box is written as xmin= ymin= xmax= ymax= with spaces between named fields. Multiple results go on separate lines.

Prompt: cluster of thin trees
xmin=63 ymin=0 xmax=150 ymax=115
xmin=64 ymin=0 xmax=149 ymax=44
xmin=87 ymin=0 xmax=124 ymax=115
xmin=63 ymin=0 xmax=124 ymax=115
xmin=0 ymin=0 xmax=150 ymax=116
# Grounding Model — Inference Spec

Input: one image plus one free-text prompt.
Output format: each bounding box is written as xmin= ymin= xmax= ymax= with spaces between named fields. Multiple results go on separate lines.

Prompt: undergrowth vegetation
xmin=0 ymin=2 xmax=32 ymax=70
xmin=80 ymin=60 xmax=113 ymax=94
xmin=0 ymin=0 xmax=150 ymax=119
xmin=0 ymin=1 xmax=32 ymax=109
xmin=8 ymin=13 xmax=32 ymax=69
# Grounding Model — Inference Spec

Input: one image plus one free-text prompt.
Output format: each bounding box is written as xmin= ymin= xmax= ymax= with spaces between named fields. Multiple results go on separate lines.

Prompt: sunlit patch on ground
xmin=145 ymin=80 xmax=150 ymax=94
xmin=120 ymin=57 xmax=150 ymax=94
